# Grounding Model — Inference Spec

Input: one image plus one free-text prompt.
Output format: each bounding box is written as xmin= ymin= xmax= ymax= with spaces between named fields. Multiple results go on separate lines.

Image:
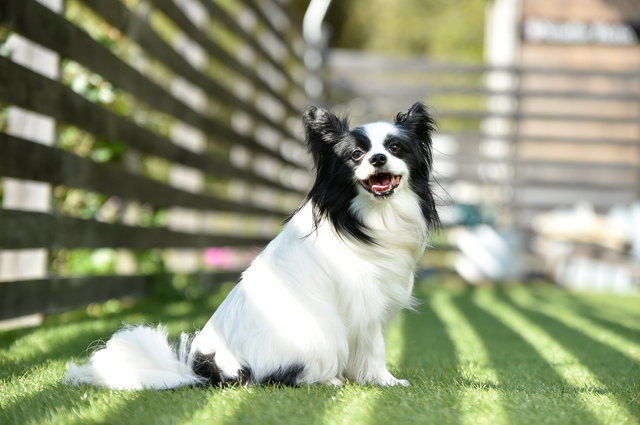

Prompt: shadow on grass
xmin=401 ymin=285 xmax=460 ymax=372
xmin=0 ymin=288 xmax=229 ymax=424
xmin=0 ymin=290 xmax=223 ymax=382
xmin=364 ymin=284 xmax=461 ymax=425
xmin=496 ymin=289 xmax=640 ymax=423
xmin=570 ymin=294 xmax=640 ymax=321
xmin=1 ymin=379 xmax=217 ymax=425
xmin=214 ymin=384 xmax=341 ymax=425
xmin=95 ymin=386 xmax=212 ymax=425
xmin=1 ymin=381 xmax=139 ymax=425
xmin=529 ymin=290 xmax=640 ymax=345
xmin=454 ymin=288 xmax=600 ymax=425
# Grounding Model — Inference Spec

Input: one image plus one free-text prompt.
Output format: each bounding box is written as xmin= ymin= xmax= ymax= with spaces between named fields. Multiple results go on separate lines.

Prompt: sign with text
xmin=523 ymin=18 xmax=640 ymax=46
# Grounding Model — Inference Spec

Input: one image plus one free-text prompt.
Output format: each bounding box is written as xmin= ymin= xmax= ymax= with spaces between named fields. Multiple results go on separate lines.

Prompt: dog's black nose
xmin=369 ymin=153 xmax=387 ymax=167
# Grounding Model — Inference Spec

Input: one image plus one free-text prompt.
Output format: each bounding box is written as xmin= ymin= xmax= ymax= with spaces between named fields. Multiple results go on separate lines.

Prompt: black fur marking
xmin=191 ymin=352 xmax=249 ymax=388
xmin=350 ymin=127 xmax=373 ymax=152
xmin=287 ymin=105 xmax=375 ymax=244
xmin=191 ymin=352 xmax=303 ymax=387
xmin=259 ymin=364 xmax=305 ymax=387
xmin=191 ymin=351 xmax=223 ymax=387
xmin=237 ymin=366 xmax=253 ymax=386
xmin=393 ymin=102 xmax=441 ymax=230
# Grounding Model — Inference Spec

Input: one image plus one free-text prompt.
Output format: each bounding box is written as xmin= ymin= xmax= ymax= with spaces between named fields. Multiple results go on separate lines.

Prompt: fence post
xmin=302 ymin=0 xmax=331 ymax=103
xmin=482 ymin=0 xmax=521 ymax=227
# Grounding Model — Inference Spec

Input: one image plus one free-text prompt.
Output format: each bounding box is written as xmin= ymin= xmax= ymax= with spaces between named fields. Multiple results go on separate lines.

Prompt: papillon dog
xmin=64 ymin=101 xmax=440 ymax=389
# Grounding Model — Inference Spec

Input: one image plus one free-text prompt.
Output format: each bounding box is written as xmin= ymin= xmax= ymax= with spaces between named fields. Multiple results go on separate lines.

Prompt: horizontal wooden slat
xmin=432 ymin=169 xmax=640 ymax=190
xmin=0 ymin=0 xmax=305 ymax=165
xmin=512 ymin=180 xmax=639 ymax=191
xmin=514 ymin=158 xmax=640 ymax=170
xmin=274 ymin=0 xmax=304 ymax=34
xmin=435 ymin=110 xmax=640 ymax=125
xmin=148 ymin=0 xmax=300 ymax=120
xmin=445 ymin=132 xmax=639 ymax=147
xmin=0 ymin=210 xmax=273 ymax=250
xmin=0 ymin=275 xmax=149 ymax=321
xmin=0 ymin=133 xmax=295 ymax=215
xmin=80 ymin=0 xmax=304 ymax=142
xmin=513 ymin=193 xmax=639 ymax=210
xmin=329 ymin=80 xmax=640 ymax=103
xmin=437 ymin=154 xmax=640 ymax=171
xmin=197 ymin=0 xmax=304 ymax=92
xmin=327 ymin=49 xmax=640 ymax=78
xmin=514 ymin=135 xmax=639 ymax=146
xmin=0 ymin=271 xmax=241 ymax=320
xmin=241 ymin=0 xmax=305 ymax=64
xmin=0 ymin=56 xmax=305 ymax=185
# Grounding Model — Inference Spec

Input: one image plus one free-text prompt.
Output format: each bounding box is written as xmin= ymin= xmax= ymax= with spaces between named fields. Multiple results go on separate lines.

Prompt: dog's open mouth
xmin=360 ymin=173 xmax=402 ymax=197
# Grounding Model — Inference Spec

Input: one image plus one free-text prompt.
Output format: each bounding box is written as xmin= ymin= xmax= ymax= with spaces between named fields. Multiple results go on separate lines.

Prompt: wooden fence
xmin=325 ymin=49 xmax=640 ymax=286
xmin=325 ymin=49 xmax=640 ymax=229
xmin=0 ymin=0 xmax=308 ymax=321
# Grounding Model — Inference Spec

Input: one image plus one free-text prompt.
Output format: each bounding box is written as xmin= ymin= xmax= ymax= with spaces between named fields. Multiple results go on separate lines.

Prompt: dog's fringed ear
xmin=394 ymin=102 xmax=436 ymax=144
xmin=303 ymin=105 xmax=350 ymax=154
xmin=395 ymin=102 xmax=441 ymax=230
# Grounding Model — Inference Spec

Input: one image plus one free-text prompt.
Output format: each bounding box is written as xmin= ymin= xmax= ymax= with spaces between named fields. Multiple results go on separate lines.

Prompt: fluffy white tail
xmin=64 ymin=324 xmax=206 ymax=390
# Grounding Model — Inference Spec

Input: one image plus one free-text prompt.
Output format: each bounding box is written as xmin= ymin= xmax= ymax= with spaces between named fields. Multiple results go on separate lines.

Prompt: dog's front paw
xmin=320 ymin=377 xmax=344 ymax=387
xmin=376 ymin=373 xmax=410 ymax=386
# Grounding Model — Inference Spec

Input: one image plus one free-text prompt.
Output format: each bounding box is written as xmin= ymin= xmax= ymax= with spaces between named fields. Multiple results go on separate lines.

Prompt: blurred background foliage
xmin=291 ymin=0 xmax=487 ymax=62
xmin=289 ymin=0 xmax=489 ymax=136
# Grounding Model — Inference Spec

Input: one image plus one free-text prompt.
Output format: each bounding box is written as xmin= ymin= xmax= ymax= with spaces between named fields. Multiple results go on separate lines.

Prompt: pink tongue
xmin=372 ymin=174 xmax=391 ymax=191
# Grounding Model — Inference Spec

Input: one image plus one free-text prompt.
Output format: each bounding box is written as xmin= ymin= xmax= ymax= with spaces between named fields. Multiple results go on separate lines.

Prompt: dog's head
xmin=300 ymin=102 xmax=440 ymax=242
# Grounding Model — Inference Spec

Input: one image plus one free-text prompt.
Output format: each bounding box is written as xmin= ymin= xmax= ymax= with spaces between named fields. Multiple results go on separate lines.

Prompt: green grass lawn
xmin=1 ymin=281 xmax=639 ymax=425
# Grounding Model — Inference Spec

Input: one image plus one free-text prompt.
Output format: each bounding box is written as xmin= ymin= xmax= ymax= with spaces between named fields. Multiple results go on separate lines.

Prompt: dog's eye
xmin=389 ymin=143 xmax=401 ymax=154
xmin=352 ymin=150 xmax=364 ymax=161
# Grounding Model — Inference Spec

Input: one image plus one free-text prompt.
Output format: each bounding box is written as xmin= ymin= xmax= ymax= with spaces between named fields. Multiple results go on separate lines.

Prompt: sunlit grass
xmin=1 ymin=282 xmax=639 ymax=425
xmin=430 ymin=289 xmax=505 ymax=425
xmin=474 ymin=287 xmax=632 ymax=424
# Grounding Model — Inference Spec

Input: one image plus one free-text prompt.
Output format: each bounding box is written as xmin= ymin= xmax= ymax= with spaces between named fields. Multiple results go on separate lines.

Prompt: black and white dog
xmin=65 ymin=102 xmax=440 ymax=389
